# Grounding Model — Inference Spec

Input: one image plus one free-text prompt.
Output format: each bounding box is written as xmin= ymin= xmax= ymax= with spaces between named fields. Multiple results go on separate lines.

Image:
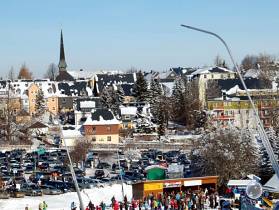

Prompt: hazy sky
xmin=0 ymin=1 xmax=279 ymax=78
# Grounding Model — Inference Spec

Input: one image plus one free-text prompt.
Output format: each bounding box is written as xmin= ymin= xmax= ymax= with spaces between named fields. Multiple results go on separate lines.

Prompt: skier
xmin=39 ymin=202 xmax=43 ymax=210
xmin=42 ymin=201 xmax=48 ymax=210
xmin=71 ymin=202 xmax=77 ymax=210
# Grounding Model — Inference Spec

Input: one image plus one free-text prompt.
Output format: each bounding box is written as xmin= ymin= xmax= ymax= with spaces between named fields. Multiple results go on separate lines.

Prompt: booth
xmin=132 ymin=176 xmax=218 ymax=199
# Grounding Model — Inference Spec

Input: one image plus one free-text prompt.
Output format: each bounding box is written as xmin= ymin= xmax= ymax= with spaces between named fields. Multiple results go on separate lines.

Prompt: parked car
xmin=96 ymin=162 xmax=111 ymax=169
xmin=41 ymin=185 xmax=62 ymax=195
xmin=21 ymin=184 xmax=42 ymax=196
xmin=94 ymin=169 xmax=105 ymax=178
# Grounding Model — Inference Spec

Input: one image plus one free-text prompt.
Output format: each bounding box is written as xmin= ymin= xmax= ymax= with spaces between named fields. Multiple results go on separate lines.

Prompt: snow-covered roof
xmin=84 ymin=109 xmax=120 ymax=125
xmin=80 ymin=101 xmax=96 ymax=109
xmin=227 ymin=179 xmax=255 ymax=187
xmin=67 ymin=70 xmax=95 ymax=80
xmin=263 ymin=174 xmax=279 ymax=192
xmin=191 ymin=66 xmax=235 ymax=76
xmin=244 ymin=69 xmax=261 ymax=78
xmin=120 ymin=106 xmax=137 ymax=115
xmin=226 ymin=85 xmax=244 ymax=95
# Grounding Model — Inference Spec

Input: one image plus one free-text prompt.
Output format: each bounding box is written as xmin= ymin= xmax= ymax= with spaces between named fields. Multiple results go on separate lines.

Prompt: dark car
xmin=94 ymin=169 xmax=105 ymax=178
xmin=41 ymin=185 xmax=62 ymax=195
xmin=44 ymin=180 xmax=73 ymax=193
xmin=21 ymin=183 xmax=42 ymax=196
xmin=96 ymin=162 xmax=111 ymax=169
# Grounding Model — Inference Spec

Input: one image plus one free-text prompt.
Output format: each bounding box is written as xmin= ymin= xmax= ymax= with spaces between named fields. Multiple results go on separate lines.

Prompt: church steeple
xmin=58 ymin=30 xmax=67 ymax=71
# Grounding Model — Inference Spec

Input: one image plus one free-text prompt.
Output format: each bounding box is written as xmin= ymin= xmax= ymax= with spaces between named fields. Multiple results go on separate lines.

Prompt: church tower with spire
xmin=58 ymin=30 xmax=67 ymax=71
xmin=56 ymin=30 xmax=74 ymax=81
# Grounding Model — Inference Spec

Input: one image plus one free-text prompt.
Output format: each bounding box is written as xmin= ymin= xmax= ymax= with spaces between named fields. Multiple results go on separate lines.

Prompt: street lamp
xmin=60 ymin=126 xmax=85 ymax=210
xmin=180 ymin=24 xmax=279 ymax=180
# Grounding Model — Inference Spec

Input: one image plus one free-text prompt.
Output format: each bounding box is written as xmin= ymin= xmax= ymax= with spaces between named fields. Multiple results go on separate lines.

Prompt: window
xmin=99 ymin=138 xmax=104 ymax=142
xmin=92 ymin=137 xmax=96 ymax=142
xmin=107 ymin=136 xmax=111 ymax=142
xmin=25 ymin=83 xmax=28 ymax=87
xmin=92 ymin=127 xmax=96 ymax=134
xmin=52 ymin=107 xmax=55 ymax=110
xmin=52 ymin=98 xmax=55 ymax=102
xmin=204 ymin=74 xmax=207 ymax=78
xmin=228 ymin=74 xmax=231 ymax=79
xmin=211 ymin=74 xmax=214 ymax=79
xmin=221 ymin=74 xmax=224 ymax=79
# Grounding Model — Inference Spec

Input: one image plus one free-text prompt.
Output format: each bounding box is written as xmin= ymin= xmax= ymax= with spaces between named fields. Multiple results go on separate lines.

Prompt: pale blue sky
xmin=0 ymin=1 xmax=279 ymax=78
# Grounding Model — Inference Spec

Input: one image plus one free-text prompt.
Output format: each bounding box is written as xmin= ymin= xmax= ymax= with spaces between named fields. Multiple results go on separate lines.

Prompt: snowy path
xmin=0 ymin=184 xmax=132 ymax=210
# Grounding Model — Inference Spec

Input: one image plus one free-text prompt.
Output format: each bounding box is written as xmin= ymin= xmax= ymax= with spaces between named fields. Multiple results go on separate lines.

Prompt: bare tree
xmin=241 ymin=55 xmax=257 ymax=71
xmin=69 ymin=140 xmax=91 ymax=165
xmin=0 ymin=83 xmax=20 ymax=143
xmin=205 ymin=80 xmax=221 ymax=100
xmin=126 ymin=67 xmax=138 ymax=73
xmin=190 ymin=128 xmax=259 ymax=188
xmin=45 ymin=63 xmax=58 ymax=81
xmin=214 ymin=55 xmax=228 ymax=68
xmin=18 ymin=64 xmax=32 ymax=79
xmin=7 ymin=67 xmax=15 ymax=81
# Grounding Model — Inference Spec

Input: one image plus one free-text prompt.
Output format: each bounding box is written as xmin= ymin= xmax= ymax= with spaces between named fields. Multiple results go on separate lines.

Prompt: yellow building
xmin=27 ymin=83 xmax=40 ymax=116
xmin=192 ymin=66 xmax=236 ymax=107
xmin=46 ymin=96 xmax=59 ymax=115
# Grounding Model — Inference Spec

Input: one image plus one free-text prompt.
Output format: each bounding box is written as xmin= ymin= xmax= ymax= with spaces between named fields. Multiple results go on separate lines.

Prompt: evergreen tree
xmin=116 ymin=85 xmax=125 ymax=104
xmin=148 ymin=78 xmax=162 ymax=122
xmin=157 ymin=98 xmax=166 ymax=138
xmin=133 ymin=71 xmax=148 ymax=102
xmin=171 ymin=77 xmax=185 ymax=124
xmin=35 ymin=89 xmax=46 ymax=116
xmin=100 ymin=86 xmax=124 ymax=116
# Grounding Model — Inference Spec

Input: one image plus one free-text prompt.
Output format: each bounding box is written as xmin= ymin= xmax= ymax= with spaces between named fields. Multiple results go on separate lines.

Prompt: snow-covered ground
xmin=0 ymin=184 xmax=132 ymax=210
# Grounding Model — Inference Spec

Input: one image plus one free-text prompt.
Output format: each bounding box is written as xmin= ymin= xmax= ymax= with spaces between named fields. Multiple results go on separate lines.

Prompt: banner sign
xmin=164 ymin=181 xmax=181 ymax=188
xmin=144 ymin=183 xmax=163 ymax=191
xmin=184 ymin=180 xmax=202 ymax=186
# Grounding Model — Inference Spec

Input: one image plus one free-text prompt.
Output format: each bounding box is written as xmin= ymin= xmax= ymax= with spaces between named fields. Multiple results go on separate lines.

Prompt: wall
xmin=27 ymin=83 xmax=39 ymax=115
xmin=46 ymin=96 xmax=59 ymax=115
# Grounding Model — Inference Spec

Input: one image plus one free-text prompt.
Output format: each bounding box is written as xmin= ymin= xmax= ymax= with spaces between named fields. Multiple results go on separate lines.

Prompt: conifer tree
xmin=133 ymin=71 xmax=148 ymax=102
xmin=157 ymin=98 xmax=166 ymax=138
xmin=35 ymin=89 xmax=46 ymax=116
xmin=149 ymin=78 xmax=162 ymax=122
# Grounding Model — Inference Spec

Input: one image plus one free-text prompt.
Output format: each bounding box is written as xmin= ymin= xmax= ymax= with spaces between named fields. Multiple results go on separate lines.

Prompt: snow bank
xmin=0 ymin=184 xmax=132 ymax=210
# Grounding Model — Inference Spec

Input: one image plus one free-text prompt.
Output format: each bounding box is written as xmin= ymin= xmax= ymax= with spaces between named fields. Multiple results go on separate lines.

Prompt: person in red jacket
xmin=113 ymin=200 xmax=120 ymax=210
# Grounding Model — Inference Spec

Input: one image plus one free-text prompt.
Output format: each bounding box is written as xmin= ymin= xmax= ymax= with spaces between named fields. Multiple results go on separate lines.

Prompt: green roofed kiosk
xmin=145 ymin=165 xmax=166 ymax=180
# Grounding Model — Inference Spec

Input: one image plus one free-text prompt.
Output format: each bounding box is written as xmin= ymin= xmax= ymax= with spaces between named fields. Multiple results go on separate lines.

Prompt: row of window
xmin=92 ymin=136 xmax=111 ymax=142
xmin=203 ymin=74 xmax=232 ymax=79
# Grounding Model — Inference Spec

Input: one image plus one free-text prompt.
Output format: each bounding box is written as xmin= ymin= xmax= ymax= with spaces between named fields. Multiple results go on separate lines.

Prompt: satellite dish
xmin=246 ymin=180 xmax=262 ymax=200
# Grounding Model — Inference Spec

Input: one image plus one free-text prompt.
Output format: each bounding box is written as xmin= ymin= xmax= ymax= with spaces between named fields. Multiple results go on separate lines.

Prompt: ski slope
xmin=0 ymin=184 xmax=132 ymax=210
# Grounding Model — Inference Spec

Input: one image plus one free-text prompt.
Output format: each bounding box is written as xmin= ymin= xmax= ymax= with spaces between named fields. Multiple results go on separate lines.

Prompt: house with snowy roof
xmin=83 ymin=108 xmax=121 ymax=144
xmin=74 ymin=97 xmax=103 ymax=125
xmin=207 ymin=76 xmax=277 ymax=129
xmin=94 ymin=72 xmax=136 ymax=94
xmin=191 ymin=66 xmax=237 ymax=107
xmin=57 ymin=81 xmax=93 ymax=113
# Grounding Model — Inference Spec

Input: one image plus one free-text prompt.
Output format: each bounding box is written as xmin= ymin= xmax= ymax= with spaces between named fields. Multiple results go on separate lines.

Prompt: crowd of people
xmin=80 ymin=188 xmax=220 ymax=210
